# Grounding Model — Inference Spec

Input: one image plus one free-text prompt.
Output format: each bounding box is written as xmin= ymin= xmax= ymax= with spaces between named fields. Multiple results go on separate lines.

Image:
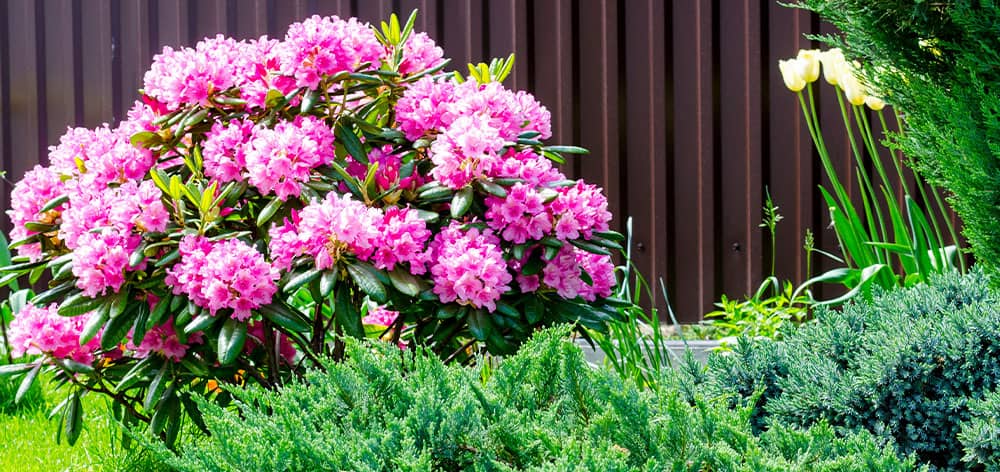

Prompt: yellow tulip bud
xmin=796 ymin=49 xmax=821 ymax=82
xmin=864 ymin=95 xmax=885 ymax=111
xmin=819 ymin=48 xmax=845 ymax=86
xmin=840 ymin=74 xmax=867 ymax=106
xmin=778 ymin=59 xmax=807 ymax=92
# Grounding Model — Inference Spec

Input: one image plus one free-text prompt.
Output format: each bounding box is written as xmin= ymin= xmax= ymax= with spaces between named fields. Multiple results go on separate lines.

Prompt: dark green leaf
xmin=388 ymin=266 xmax=424 ymax=297
xmin=80 ymin=303 xmax=110 ymax=346
xmin=64 ymin=391 xmax=83 ymax=446
xmin=131 ymin=301 xmax=151 ymax=346
xmin=40 ymin=195 xmax=70 ymax=213
xmin=28 ymin=281 xmax=74 ymax=305
xmin=468 ymin=308 xmax=494 ymax=341
xmin=284 ymin=268 xmax=322 ymax=294
xmin=218 ymin=319 xmax=247 ymax=365
xmin=336 ymin=123 xmax=368 ymax=164
xmin=58 ymin=292 xmax=102 ymax=317
xmin=0 ymin=363 xmax=35 ymax=377
xmin=525 ymin=297 xmax=544 ymax=324
xmin=450 ymin=187 xmax=474 ymax=218
xmin=144 ymin=361 xmax=169 ymax=411
xmin=183 ymin=313 xmax=220 ymax=335
xmin=101 ymin=304 xmax=136 ymax=350
xmin=15 ymin=363 xmax=42 ymax=404
xmin=476 ymin=180 xmax=507 ymax=198
xmin=319 ymin=270 xmax=338 ymax=298
xmin=543 ymin=145 xmax=589 ymax=154
xmin=347 ymin=263 xmax=388 ymax=303
xmin=569 ymin=239 xmax=612 ymax=256
xmin=335 ymin=287 xmax=365 ymax=339
xmin=299 ymin=89 xmax=318 ymax=113
xmin=259 ymin=302 xmax=311 ymax=334
xmin=256 ymin=198 xmax=284 ymax=227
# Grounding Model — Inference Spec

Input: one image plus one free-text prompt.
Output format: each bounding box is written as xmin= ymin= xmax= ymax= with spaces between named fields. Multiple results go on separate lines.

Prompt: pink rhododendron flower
xmin=6 ymin=165 xmax=66 ymax=260
xmin=429 ymin=222 xmax=512 ymax=312
xmin=48 ymin=124 xmax=154 ymax=193
xmin=203 ymin=119 xmax=254 ymax=183
xmin=128 ymin=316 xmax=204 ymax=362
xmin=395 ymin=77 xmax=456 ymax=140
xmin=449 ymin=80 xmax=552 ymax=141
xmin=362 ymin=304 xmax=400 ymax=326
xmin=429 ymin=113 xmax=506 ymax=189
xmin=268 ymin=193 xmax=383 ymax=270
xmin=72 ymin=230 xmax=136 ymax=297
xmin=235 ymin=36 xmax=298 ymax=109
xmin=548 ymin=181 xmax=613 ymax=241
xmin=278 ymin=15 xmax=382 ymax=89
xmin=373 ymin=206 xmax=432 ymax=274
xmin=398 ymin=32 xmax=444 ymax=75
xmin=166 ymin=235 xmax=279 ymax=321
xmin=60 ymin=179 xmax=168 ymax=250
xmin=541 ymin=246 xmax=616 ymax=302
xmin=7 ymin=303 xmax=101 ymax=364
xmin=244 ymin=115 xmax=336 ymax=200
xmin=144 ymin=34 xmax=244 ymax=110
xmin=485 ymin=183 xmax=552 ymax=244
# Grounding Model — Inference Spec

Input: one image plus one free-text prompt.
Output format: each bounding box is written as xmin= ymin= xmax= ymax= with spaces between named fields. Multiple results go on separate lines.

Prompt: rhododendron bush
xmin=0 ymin=12 xmax=628 ymax=446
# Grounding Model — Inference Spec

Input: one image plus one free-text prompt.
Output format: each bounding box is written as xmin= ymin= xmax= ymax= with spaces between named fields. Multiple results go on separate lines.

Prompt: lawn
xmin=0 ymin=376 xmax=162 ymax=472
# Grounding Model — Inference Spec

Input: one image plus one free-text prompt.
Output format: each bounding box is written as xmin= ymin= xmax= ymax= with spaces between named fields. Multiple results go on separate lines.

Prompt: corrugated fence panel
xmin=1 ymin=0 xmax=956 ymax=321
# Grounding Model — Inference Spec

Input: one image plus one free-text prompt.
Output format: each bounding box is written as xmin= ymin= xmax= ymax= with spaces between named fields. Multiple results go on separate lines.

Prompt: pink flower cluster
xmin=203 ymin=119 xmax=253 ymax=183
xmin=397 ymin=78 xmax=553 ymax=189
xmin=143 ymin=35 xmax=245 ymax=110
xmin=429 ymin=223 xmax=512 ymax=312
xmin=47 ymin=124 xmax=154 ymax=194
xmin=166 ymin=236 xmax=279 ymax=321
xmin=269 ymin=193 xmax=382 ymax=270
xmin=398 ymin=32 xmax=444 ymax=75
xmin=269 ymin=194 xmax=431 ymax=274
xmin=60 ymin=180 xmax=168 ymax=296
xmin=244 ymin=115 xmax=336 ymax=200
xmin=484 ymin=183 xmax=552 ymax=244
xmin=550 ymin=182 xmax=613 ymax=241
xmin=127 ymin=316 xmax=203 ymax=362
xmin=7 ymin=303 xmax=101 ymax=364
xmin=540 ymin=247 xmax=615 ymax=302
xmin=371 ymin=207 xmax=433 ymax=273
xmin=278 ymin=15 xmax=383 ymax=89
xmin=362 ymin=304 xmax=400 ymax=327
xmin=6 ymin=165 xmax=66 ymax=260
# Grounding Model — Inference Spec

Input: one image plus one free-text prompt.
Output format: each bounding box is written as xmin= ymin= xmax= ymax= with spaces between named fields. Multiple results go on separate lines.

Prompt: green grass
xmin=0 ymin=376 xmax=165 ymax=472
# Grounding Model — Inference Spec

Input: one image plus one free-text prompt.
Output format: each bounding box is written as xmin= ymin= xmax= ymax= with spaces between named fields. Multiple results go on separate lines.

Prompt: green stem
xmin=837 ymin=95 xmax=888 ymax=264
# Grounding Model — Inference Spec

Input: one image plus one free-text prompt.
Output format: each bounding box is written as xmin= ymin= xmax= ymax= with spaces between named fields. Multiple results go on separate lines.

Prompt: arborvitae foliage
xmin=959 ymin=388 xmax=1000 ymax=471
xmin=702 ymin=269 xmax=998 ymax=470
xmin=797 ymin=0 xmax=1000 ymax=276
xmin=148 ymin=327 xmax=913 ymax=471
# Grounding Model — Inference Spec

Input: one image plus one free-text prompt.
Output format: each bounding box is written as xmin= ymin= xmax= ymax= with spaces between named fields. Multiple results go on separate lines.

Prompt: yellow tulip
xmin=778 ymin=59 xmax=807 ymax=92
xmin=865 ymin=95 xmax=885 ymax=111
xmin=819 ymin=48 xmax=845 ymax=86
xmin=796 ymin=49 xmax=821 ymax=82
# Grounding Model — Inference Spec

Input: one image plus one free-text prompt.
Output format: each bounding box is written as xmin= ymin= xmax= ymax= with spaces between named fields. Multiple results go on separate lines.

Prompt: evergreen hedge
xmin=149 ymin=328 xmax=912 ymax=471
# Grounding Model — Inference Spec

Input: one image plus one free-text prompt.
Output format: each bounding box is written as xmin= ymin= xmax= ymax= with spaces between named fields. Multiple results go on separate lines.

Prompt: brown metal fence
xmin=0 ymin=0 xmax=925 ymax=321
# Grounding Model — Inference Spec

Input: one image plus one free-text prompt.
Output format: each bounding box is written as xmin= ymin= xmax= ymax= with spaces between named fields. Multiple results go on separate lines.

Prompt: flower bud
xmin=864 ymin=95 xmax=885 ymax=111
xmin=819 ymin=48 xmax=845 ymax=86
xmin=796 ymin=49 xmax=821 ymax=83
xmin=779 ymin=59 xmax=807 ymax=92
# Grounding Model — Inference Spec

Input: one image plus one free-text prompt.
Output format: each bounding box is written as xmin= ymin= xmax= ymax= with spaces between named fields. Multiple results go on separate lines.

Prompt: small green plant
xmin=702 ymin=191 xmax=813 ymax=345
